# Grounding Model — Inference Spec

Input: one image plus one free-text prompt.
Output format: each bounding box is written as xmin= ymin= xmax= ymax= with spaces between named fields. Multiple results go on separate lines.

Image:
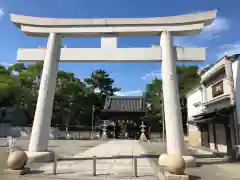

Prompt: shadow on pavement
xmin=196 ymin=159 xmax=240 ymax=167
xmin=192 ymin=154 xmax=224 ymax=159
xmin=189 ymin=175 xmax=201 ymax=180
xmin=48 ymin=145 xmax=59 ymax=148
xmin=29 ymin=170 xmax=44 ymax=174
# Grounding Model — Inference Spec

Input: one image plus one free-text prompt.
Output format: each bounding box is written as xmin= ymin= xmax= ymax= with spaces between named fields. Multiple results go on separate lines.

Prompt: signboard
xmin=212 ymin=80 xmax=224 ymax=98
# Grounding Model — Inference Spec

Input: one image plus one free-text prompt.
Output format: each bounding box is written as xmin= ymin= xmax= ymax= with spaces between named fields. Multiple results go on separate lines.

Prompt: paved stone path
xmin=39 ymin=140 xmax=159 ymax=179
xmin=0 ymin=139 xmax=104 ymax=171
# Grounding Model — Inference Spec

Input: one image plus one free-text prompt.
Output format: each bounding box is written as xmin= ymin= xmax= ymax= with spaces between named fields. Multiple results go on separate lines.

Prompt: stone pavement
xmin=39 ymin=140 xmax=159 ymax=180
xmin=217 ymin=162 xmax=240 ymax=179
xmin=0 ymin=139 xmax=104 ymax=170
xmin=142 ymin=141 xmax=240 ymax=180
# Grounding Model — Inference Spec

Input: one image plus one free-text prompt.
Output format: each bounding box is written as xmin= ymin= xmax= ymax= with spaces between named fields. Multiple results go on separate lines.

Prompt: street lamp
xmin=156 ymin=91 xmax=165 ymax=142
xmin=91 ymin=105 xmax=95 ymax=136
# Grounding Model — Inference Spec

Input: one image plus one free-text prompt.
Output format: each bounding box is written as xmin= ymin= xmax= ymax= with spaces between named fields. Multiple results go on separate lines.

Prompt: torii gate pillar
xmin=159 ymin=31 xmax=195 ymax=166
xmin=28 ymin=33 xmax=61 ymax=154
xmin=10 ymin=10 xmax=217 ymax=164
xmin=161 ymin=31 xmax=185 ymax=155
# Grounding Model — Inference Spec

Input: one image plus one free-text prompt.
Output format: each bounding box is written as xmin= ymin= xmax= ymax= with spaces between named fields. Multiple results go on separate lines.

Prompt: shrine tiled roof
xmin=102 ymin=96 xmax=146 ymax=113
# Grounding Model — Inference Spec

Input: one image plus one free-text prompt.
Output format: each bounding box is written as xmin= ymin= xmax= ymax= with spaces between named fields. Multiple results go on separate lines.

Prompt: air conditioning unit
xmin=193 ymin=102 xmax=201 ymax=107
xmin=201 ymin=108 xmax=207 ymax=112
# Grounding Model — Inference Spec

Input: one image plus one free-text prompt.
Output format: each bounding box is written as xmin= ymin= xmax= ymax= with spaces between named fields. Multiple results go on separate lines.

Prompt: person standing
xmin=148 ymin=125 xmax=151 ymax=140
xmin=133 ymin=122 xmax=137 ymax=139
xmin=115 ymin=121 xmax=120 ymax=139
xmin=124 ymin=121 xmax=128 ymax=139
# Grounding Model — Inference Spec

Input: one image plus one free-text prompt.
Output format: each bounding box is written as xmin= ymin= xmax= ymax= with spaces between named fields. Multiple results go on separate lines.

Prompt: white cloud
xmin=204 ymin=17 xmax=230 ymax=33
xmin=216 ymin=43 xmax=240 ymax=59
xmin=0 ymin=61 xmax=13 ymax=67
xmin=173 ymin=17 xmax=231 ymax=46
xmin=0 ymin=8 xmax=4 ymax=18
xmin=201 ymin=17 xmax=230 ymax=40
xmin=96 ymin=88 xmax=143 ymax=96
xmin=142 ymin=70 xmax=161 ymax=80
xmin=174 ymin=37 xmax=194 ymax=47
xmin=115 ymin=90 xmax=142 ymax=96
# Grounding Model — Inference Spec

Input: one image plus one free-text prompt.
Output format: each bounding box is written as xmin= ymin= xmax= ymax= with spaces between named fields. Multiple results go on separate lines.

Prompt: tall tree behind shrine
xmin=0 ymin=64 xmax=121 ymax=127
xmin=84 ymin=69 xmax=121 ymax=121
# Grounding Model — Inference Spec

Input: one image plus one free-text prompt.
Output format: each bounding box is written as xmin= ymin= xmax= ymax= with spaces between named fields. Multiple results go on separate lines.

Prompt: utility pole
xmin=156 ymin=91 xmax=165 ymax=142
xmin=91 ymin=105 xmax=95 ymax=136
xmin=159 ymin=90 xmax=165 ymax=142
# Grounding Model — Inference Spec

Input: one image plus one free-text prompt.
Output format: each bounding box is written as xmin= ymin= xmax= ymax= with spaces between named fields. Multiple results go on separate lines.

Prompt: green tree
xmin=144 ymin=66 xmax=200 ymax=133
xmin=0 ymin=63 xmax=122 ymax=129
xmin=84 ymin=69 xmax=121 ymax=121
xmin=0 ymin=64 xmax=26 ymax=124
xmin=84 ymin=69 xmax=120 ymax=96
xmin=145 ymin=78 xmax=163 ymax=118
xmin=11 ymin=63 xmax=43 ymax=124
xmin=53 ymin=70 xmax=88 ymax=134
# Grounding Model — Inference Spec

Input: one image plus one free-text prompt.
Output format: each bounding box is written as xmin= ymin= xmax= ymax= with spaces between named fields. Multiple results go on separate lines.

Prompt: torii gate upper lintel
xmin=10 ymin=10 xmax=217 ymax=166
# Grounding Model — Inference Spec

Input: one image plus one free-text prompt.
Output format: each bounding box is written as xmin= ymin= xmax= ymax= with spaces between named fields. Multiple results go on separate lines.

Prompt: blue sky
xmin=0 ymin=0 xmax=239 ymax=96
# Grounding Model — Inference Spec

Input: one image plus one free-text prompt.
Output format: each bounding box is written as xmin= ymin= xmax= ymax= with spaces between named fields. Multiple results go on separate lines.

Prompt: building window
xmin=204 ymin=68 xmax=226 ymax=87
xmin=212 ymin=80 xmax=224 ymax=98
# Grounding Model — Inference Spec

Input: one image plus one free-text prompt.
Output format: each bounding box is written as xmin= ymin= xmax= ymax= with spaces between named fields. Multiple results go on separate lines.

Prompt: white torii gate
xmin=10 ymin=10 xmax=217 ymax=165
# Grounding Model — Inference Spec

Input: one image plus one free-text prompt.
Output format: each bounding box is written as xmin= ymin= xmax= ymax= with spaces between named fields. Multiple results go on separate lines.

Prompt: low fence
xmin=0 ymin=123 xmax=100 ymax=139
xmin=0 ymin=123 xmax=163 ymax=141
xmin=52 ymin=154 xmax=157 ymax=177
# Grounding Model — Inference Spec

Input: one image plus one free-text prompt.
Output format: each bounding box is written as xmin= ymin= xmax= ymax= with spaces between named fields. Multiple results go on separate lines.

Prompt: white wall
xmin=205 ymin=98 xmax=231 ymax=112
xmin=205 ymin=78 xmax=231 ymax=103
xmin=0 ymin=123 xmax=59 ymax=139
xmin=232 ymin=59 xmax=240 ymax=124
xmin=232 ymin=60 xmax=238 ymax=90
xmin=0 ymin=123 xmax=100 ymax=139
xmin=186 ymin=88 xmax=203 ymax=121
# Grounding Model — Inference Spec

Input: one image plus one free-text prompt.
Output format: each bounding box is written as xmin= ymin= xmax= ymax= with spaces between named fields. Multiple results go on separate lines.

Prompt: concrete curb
xmin=158 ymin=171 xmax=166 ymax=180
xmin=139 ymin=142 xmax=166 ymax=180
xmin=188 ymin=146 xmax=214 ymax=155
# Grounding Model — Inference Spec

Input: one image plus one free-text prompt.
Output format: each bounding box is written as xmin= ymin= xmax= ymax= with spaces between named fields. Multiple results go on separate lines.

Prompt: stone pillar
xmin=29 ymin=33 xmax=61 ymax=153
xmin=159 ymin=31 xmax=196 ymax=167
xmin=101 ymin=35 xmax=117 ymax=48
xmin=160 ymin=31 xmax=185 ymax=155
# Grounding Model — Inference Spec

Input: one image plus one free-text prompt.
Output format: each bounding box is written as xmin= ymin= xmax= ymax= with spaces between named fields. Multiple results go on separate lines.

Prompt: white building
xmin=186 ymin=54 xmax=240 ymax=154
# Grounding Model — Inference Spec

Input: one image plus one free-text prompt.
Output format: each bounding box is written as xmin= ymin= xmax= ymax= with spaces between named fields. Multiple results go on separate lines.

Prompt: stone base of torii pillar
xmin=159 ymin=154 xmax=196 ymax=167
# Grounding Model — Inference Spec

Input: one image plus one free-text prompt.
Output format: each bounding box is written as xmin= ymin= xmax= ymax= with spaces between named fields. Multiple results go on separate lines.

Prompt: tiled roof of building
xmin=102 ymin=96 xmax=146 ymax=112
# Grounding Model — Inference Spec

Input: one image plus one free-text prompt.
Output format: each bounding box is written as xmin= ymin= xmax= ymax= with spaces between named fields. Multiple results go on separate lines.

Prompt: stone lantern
xmin=101 ymin=120 xmax=108 ymax=140
xmin=139 ymin=121 xmax=147 ymax=142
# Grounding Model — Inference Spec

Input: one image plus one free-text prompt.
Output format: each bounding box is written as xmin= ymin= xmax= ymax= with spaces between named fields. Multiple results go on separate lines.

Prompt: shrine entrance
xmin=10 ymin=10 xmax=216 ymax=166
xmin=101 ymin=96 xmax=147 ymax=140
